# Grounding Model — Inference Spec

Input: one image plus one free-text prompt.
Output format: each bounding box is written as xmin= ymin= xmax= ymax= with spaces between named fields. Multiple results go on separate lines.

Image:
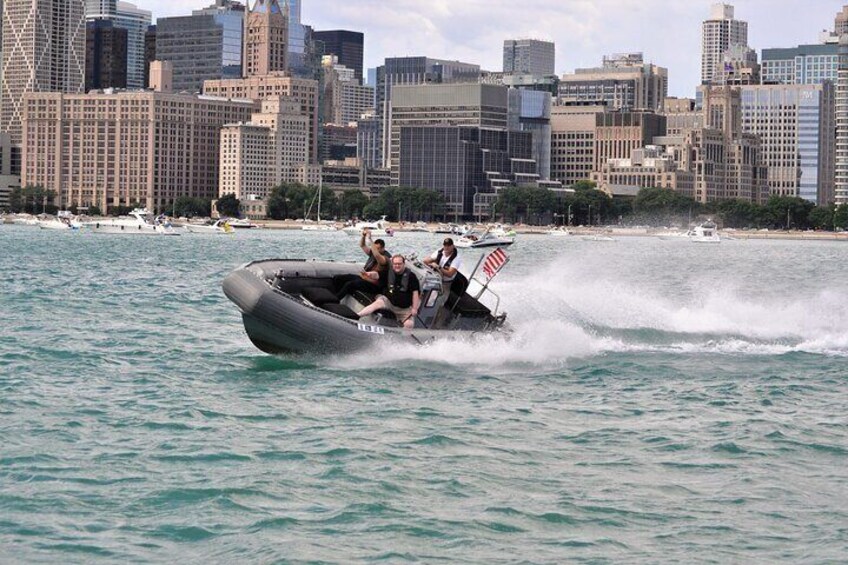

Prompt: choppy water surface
xmin=1 ymin=227 xmax=846 ymax=563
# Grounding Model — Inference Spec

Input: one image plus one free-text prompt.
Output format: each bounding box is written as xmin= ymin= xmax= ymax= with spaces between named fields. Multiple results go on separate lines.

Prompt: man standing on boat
xmin=423 ymin=237 xmax=465 ymax=296
xmin=357 ymin=255 xmax=421 ymax=329
xmin=335 ymin=229 xmax=391 ymax=298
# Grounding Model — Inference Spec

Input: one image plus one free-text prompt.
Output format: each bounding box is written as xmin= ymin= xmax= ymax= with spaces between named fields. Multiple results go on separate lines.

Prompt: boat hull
xmin=223 ymin=261 xmax=500 ymax=355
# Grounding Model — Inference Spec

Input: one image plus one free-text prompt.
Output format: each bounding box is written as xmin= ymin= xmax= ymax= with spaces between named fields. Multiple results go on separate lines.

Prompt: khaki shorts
xmin=377 ymin=296 xmax=412 ymax=322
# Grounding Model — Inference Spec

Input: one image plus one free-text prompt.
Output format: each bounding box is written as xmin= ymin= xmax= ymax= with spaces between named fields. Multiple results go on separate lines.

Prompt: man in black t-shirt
xmin=357 ymin=255 xmax=421 ymax=329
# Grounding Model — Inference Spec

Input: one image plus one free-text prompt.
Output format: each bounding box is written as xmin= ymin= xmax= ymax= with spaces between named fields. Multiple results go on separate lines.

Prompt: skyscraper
xmin=701 ymin=3 xmax=747 ymax=85
xmin=1 ymin=0 xmax=86 ymax=143
xmin=503 ymin=39 xmax=555 ymax=76
xmin=559 ymin=53 xmax=668 ymax=112
xmin=155 ymin=2 xmax=245 ymax=93
xmin=835 ymin=35 xmax=848 ymax=205
xmin=86 ymin=19 xmax=128 ymax=91
xmin=313 ymin=30 xmax=364 ymax=84
xmin=85 ymin=1 xmax=151 ymax=88
xmin=244 ymin=0 xmax=288 ymax=77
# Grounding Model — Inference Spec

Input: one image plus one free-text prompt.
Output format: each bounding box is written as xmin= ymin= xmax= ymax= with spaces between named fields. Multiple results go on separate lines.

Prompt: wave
xmin=335 ymin=254 xmax=848 ymax=368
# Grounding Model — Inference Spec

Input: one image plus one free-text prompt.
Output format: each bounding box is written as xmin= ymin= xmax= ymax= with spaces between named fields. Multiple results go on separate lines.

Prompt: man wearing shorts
xmin=357 ymin=255 xmax=421 ymax=329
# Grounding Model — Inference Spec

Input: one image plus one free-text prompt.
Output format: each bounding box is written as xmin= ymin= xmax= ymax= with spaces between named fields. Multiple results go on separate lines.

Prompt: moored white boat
xmin=342 ymin=216 xmax=394 ymax=237
xmin=82 ymin=209 xmax=179 ymax=235
xmin=183 ymin=219 xmax=234 ymax=234
xmin=228 ymin=218 xmax=260 ymax=229
xmin=546 ymin=227 xmax=572 ymax=237
xmin=455 ymin=229 xmax=515 ymax=248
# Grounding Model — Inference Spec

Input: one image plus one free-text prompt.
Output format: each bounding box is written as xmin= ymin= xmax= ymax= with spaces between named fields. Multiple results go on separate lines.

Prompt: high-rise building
xmin=711 ymin=45 xmax=760 ymax=86
xmin=203 ymin=75 xmax=320 ymax=162
xmin=85 ymin=1 xmax=151 ymax=89
xmin=503 ymin=39 xmax=556 ymax=76
xmin=835 ymin=35 xmax=848 ymax=205
xmin=313 ymin=30 xmax=364 ymax=84
xmin=356 ymin=113 xmax=381 ymax=170
xmin=321 ymin=56 xmax=374 ymax=126
xmin=762 ymin=44 xmax=839 ymax=86
xmin=559 ymin=53 xmax=668 ymax=112
xmin=375 ymin=56 xmax=481 ymax=168
xmin=701 ymin=3 xmax=747 ymax=85
xmin=143 ymin=24 xmax=156 ymax=88
xmin=1 ymin=0 xmax=86 ymax=144
xmin=836 ymin=5 xmax=848 ymax=37
xmin=85 ymin=19 xmax=128 ymax=91
xmin=508 ymin=88 xmax=552 ymax=179
xmin=219 ymin=96 xmax=310 ymax=201
xmin=398 ymin=126 xmax=536 ymax=218
xmin=594 ymin=112 xmax=667 ymax=171
xmin=155 ymin=2 xmax=244 ymax=93
xmin=21 ymin=91 xmax=255 ymax=211
xmin=0 ymin=132 xmax=22 ymax=210
xmin=244 ymin=0 xmax=287 ymax=78
xmin=550 ymin=104 xmax=606 ymax=187
xmin=285 ymin=0 xmax=306 ymax=74
xmin=389 ymin=83 xmax=509 ymax=183
xmin=320 ymin=123 xmax=358 ymax=162
xmin=738 ymin=84 xmax=835 ymax=204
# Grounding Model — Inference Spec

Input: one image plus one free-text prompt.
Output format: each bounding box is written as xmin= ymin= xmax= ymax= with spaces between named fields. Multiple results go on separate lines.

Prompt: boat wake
xmin=332 ymin=255 xmax=848 ymax=369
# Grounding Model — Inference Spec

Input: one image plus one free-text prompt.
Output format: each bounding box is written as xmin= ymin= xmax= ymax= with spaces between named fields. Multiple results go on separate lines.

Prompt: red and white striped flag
xmin=482 ymin=248 xmax=509 ymax=280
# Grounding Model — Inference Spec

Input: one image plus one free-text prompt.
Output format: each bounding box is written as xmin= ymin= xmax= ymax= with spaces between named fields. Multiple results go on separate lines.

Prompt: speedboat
xmin=12 ymin=215 xmax=40 ymax=226
xmin=582 ymin=233 xmax=616 ymax=242
xmin=223 ymin=257 xmax=508 ymax=355
xmin=407 ymin=221 xmax=431 ymax=233
xmin=689 ymin=221 xmax=721 ymax=244
xmin=455 ymin=229 xmax=515 ymax=248
xmin=82 ymin=209 xmax=179 ymax=235
xmin=341 ymin=216 xmax=394 ymax=237
xmin=183 ymin=219 xmax=235 ymax=234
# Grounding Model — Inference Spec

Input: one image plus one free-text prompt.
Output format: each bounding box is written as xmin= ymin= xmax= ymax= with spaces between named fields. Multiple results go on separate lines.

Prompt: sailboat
xmin=302 ymin=177 xmax=337 ymax=231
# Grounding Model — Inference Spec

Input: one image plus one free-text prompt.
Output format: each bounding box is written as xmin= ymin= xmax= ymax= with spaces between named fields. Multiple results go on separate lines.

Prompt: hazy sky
xmin=142 ymin=0 xmax=847 ymax=96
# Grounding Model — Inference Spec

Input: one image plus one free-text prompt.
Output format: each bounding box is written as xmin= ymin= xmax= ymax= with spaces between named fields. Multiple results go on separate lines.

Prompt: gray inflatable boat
xmin=223 ymin=258 xmax=508 ymax=355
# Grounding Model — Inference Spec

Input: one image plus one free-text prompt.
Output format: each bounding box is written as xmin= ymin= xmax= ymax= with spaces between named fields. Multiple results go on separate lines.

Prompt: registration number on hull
xmin=357 ymin=323 xmax=385 ymax=335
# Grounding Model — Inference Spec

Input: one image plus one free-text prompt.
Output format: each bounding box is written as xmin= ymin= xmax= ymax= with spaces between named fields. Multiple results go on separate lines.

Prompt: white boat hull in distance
xmin=183 ymin=221 xmax=234 ymax=234
xmin=546 ymin=228 xmax=571 ymax=237
xmin=302 ymin=224 xmax=337 ymax=231
xmin=455 ymin=234 xmax=515 ymax=248
xmin=82 ymin=209 xmax=179 ymax=235
xmin=341 ymin=227 xmax=392 ymax=237
xmin=37 ymin=219 xmax=81 ymax=230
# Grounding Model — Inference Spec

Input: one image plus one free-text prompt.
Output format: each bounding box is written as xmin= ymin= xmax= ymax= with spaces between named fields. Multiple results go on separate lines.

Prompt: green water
xmin=1 ymin=226 xmax=846 ymax=562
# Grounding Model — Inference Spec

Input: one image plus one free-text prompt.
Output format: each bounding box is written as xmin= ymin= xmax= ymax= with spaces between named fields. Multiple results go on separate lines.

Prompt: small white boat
xmin=455 ymin=229 xmax=515 ymax=248
xmin=183 ymin=219 xmax=235 ymax=234
xmin=301 ymin=223 xmax=337 ymax=232
xmin=12 ymin=216 xmax=40 ymax=226
xmin=82 ymin=209 xmax=179 ymax=236
xmin=37 ymin=211 xmax=82 ymax=231
xmin=406 ymin=221 xmax=432 ymax=233
xmin=546 ymin=227 xmax=572 ymax=237
xmin=689 ymin=221 xmax=721 ymax=244
xmin=342 ymin=216 xmax=394 ymax=237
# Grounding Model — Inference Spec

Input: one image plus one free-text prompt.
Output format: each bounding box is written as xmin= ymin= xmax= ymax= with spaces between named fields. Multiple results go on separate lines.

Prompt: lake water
xmin=1 ymin=226 xmax=846 ymax=563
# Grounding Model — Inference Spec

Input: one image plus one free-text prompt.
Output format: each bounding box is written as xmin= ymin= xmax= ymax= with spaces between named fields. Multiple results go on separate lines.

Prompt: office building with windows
xmin=559 ymin=53 xmax=668 ymax=112
xmin=85 ymin=19 xmax=128 ymax=91
xmin=155 ymin=1 xmax=244 ymax=93
xmin=503 ymin=39 xmax=555 ymax=76
xmin=313 ymin=30 xmax=364 ymax=84
xmin=701 ymin=3 xmax=747 ymax=85
xmin=1 ymin=0 xmax=86 ymax=143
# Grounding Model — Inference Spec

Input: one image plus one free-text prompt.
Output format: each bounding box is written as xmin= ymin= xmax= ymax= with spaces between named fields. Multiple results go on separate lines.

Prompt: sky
xmin=142 ymin=0 xmax=848 ymax=96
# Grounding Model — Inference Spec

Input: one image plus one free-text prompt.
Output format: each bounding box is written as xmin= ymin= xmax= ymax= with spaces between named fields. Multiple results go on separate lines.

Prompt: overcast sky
xmin=142 ymin=0 xmax=847 ymax=96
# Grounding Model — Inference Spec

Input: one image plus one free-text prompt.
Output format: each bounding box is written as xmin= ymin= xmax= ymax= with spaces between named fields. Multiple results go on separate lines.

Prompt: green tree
xmin=266 ymin=183 xmax=315 ymax=220
xmin=834 ymin=204 xmax=848 ymax=231
xmin=216 ymin=193 xmax=241 ymax=218
xmin=717 ymin=199 xmax=761 ymax=228
xmin=633 ymin=187 xmax=698 ymax=225
xmin=763 ymin=195 xmax=815 ymax=230
xmin=338 ymin=190 xmax=370 ymax=219
xmin=10 ymin=185 xmax=57 ymax=214
xmin=172 ymin=196 xmax=211 ymax=218
xmin=808 ymin=205 xmax=834 ymax=231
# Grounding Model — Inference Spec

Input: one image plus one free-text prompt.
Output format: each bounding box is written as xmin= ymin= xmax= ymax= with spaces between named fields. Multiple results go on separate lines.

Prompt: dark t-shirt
xmin=386 ymin=269 xmax=420 ymax=309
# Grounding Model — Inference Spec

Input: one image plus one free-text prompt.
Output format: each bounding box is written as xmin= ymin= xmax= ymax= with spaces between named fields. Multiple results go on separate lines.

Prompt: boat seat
xmin=301 ymin=287 xmax=340 ymax=306
xmin=322 ymin=303 xmax=359 ymax=320
xmin=275 ymin=277 xmax=336 ymax=295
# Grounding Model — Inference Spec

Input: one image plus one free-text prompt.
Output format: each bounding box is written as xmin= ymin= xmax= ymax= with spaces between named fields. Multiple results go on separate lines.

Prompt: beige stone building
xmin=1 ymin=0 xmax=86 ymax=144
xmin=219 ymin=96 xmax=310 ymax=201
xmin=550 ymin=104 xmax=605 ymax=187
xmin=244 ymin=0 xmax=288 ymax=77
xmin=204 ymin=73 xmax=319 ymax=162
xmin=591 ymin=145 xmax=695 ymax=196
xmin=21 ymin=91 xmax=255 ymax=211
xmin=594 ymin=111 xmax=667 ymax=171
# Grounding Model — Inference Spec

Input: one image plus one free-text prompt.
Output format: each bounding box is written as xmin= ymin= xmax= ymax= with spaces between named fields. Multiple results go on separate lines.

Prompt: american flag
xmin=482 ymin=248 xmax=509 ymax=280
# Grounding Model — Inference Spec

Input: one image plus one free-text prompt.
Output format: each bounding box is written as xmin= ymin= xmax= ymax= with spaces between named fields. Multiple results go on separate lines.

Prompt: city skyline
xmin=142 ymin=0 xmax=847 ymax=96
